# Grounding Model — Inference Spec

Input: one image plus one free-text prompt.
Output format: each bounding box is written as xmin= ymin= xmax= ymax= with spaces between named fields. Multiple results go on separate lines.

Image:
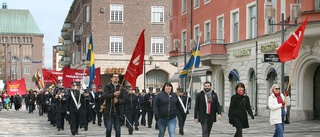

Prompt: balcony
xmin=57 ymin=45 xmax=67 ymax=51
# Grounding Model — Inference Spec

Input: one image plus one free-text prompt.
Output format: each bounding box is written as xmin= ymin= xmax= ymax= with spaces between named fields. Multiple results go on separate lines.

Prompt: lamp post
xmin=265 ymin=2 xmax=301 ymax=94
xmin=144 ymin=54 xmax=153 ymax=90
xmin=9 ymin=51 xmax=12 ymax=81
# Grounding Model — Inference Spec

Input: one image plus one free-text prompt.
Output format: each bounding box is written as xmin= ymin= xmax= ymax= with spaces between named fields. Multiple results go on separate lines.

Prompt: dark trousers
xmin=201 ymin=114 xmax=214 ymax=137
xmin=90 ymin=107 xmax=96 ymax=123
xmin=105 ymin=113 xmax=121 ymax=137
xmin=125 ymin=114 xmax=135 ymax=132
xmin=147 ymin=111 xmax=154 ymax=127
xmin=134 ymin=111 xmax=140 ymax=127
xmin=70 ymin=111 xmax=80 ymax=134
xmin=177 ymin=114 xmax=187 ymax=132
xmin=140 ymin=110 xmax=146 ymax=125
xmin=80 ymin=107 xmax=90 ymax=130
xmin=96 ymin=109 xmax=102 ymax=125
xmin=56 ymin=112 xmax=66 ymax=129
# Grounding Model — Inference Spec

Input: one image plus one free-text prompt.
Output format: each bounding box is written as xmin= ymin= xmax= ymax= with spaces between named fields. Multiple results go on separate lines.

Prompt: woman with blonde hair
xmin=268 ymin=84 xmax=290 ymax=137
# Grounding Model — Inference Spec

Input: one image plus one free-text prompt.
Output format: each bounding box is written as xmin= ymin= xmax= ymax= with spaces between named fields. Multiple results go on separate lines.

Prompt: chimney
xmin=2 ymin=2 xmax=7 ymax=9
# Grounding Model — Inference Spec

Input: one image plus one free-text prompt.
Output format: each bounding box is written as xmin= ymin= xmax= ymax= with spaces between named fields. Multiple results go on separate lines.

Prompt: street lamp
xmin=265 ymin=2 xmax=301 ymax=94
xmin=144 ymin=54 xmax=153 ymax=90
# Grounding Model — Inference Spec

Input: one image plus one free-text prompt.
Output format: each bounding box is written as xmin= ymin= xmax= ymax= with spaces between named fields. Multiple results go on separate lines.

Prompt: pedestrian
xmin=194 ymin=81 xmax=222 ymax=137
xmin=89 ymin=84 xmax=97 ymax=125
xmin=154 ymin=87 xmax=161 ymax=130
xmin=153 ymin=82 xmax=180 ymax=137
xmin=140 ymin=89 xmax=147 ymax=126
xmin=102 ymin=73 xmax=126 ymax=137
xmin=124 ymin=88 xmax=138 ymax=135
xmin=134 ymin=88 xmax=142 ymax=131
xmin=284 ymin=85 xmax=291 ymax=124
xmin=79 ymin=89 xmax=91 ymax=131
xmin=66 ymin=81 xmax=83 ymax=135
xmin=14 ymin=93 xmax=22 ymax=111
xmin=176 ymin=87 xmax=189 ymax=135
xmin=26 ymin=89 xmax=36 ymax=113
xmin=228 ymin=82 xmax=254 ymax=137
xmin=268 ymin=84 xmax=289 ymax=137
xmin=144 ymin=87 xmax=155 ymax=128
xmin=55 ymin=88 xmax=67 ymax=131
xmin=95 ymin=85 xmax=104 ymax=126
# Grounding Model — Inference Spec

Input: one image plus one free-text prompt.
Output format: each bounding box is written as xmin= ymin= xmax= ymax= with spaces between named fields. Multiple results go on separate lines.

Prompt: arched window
xmin=228 ymin=69 xmax=239 ymax=94
xmin=11 ymin=56 xmax=19 ymax=62
xmin=23 ymin=56 xmax=32 ymax=62
xmin=146 ymin=70 xmax=168 ymax=89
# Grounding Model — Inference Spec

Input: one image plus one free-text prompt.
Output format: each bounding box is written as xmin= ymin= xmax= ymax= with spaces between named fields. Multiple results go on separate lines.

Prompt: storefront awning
xmin=228 ymin=70 xmax=240 ymax=81
xmin=168 ymin=72 xmax=180 ymax=82
xmin=187 ymin=67 xmax=212 ymax=77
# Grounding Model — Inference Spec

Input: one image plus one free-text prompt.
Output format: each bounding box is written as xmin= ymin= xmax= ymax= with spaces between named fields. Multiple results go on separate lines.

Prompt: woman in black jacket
xmin=228 ymin=82 xmax=254 ymax=137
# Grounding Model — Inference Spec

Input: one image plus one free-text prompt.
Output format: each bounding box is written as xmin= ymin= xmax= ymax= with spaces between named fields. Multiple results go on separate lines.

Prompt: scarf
xmin=274 ymin=92 xmax=284 ymax=108
xmin=204 ymin=90 xmax=212 ymax=102
xmin=236 ymin=90 xmax=244 ymax=96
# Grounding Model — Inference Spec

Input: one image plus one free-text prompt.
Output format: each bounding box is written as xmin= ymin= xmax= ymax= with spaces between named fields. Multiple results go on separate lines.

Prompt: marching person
xmin=194 ymin=81 xmax=222 ymax=137
xmin=95 ymin=85 xmax=104 ymax=126
xmin=153 ymin=82 xmax=180 ymax=137
xmin=134 ymin=88 xmax=142 ymax=131
xmin=124 ymin=88 xmax=139 ymax=135
xmin=66 ymin=81 xmax=82 ymax=135
xmin=14 ymin=93 xmax=22 ymax=111
xmin=89 ymin=84 xmax=97 ymax=125
xmin=140 ymin=89 xmax=147 ymax=126
xmin=228 ymin=82 xmax=254 ymax=137
xmin=154 ymin=88 xmax=161 ymax=130
xmin=176 ymin=87 xmax=189 ymax=135
xmin=102 ymin=73 xmax=126 ymax=137
xmin=55 ymin=88 xmax=67 ymax=131
xmin=79 ymin=89 xmax=91 ymax=131
xmin=268 ymin=84 xmax=289 ymax=137
xmin=26 ymin=89 xmax=36 ymax=113
xmin=144 ymin=87 xmax=155 ymax=128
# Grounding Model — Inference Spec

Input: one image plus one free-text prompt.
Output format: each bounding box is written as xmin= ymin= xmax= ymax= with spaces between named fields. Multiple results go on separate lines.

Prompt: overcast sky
xmin=1 ymin=0 xmax=73 ymax=69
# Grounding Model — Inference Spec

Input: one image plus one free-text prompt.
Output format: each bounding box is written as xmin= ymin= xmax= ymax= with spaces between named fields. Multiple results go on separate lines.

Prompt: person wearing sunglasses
xmin=268 ymin=84 xmax=288 ymax=137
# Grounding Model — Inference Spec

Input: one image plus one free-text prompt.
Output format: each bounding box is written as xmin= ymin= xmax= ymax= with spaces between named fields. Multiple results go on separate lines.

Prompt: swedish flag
xmin=86 ymin=35 xmax=95 ymax=88
xmin=179 ymin=44 xmax=200 ymax=78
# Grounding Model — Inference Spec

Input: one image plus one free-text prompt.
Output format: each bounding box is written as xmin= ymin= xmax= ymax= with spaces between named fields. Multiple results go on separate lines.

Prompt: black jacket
xmin=66 ymin=89 xmax=82 ymax=113
xmin=124 ymin=93 xmax=138 ymax=115
xmin=102 ymin=82 xmax=126 ymax=119
xmin=177 ymin=94 xmax=189 ymax=116
xmin=194 ymin=90 xmax=221 ymax=124
xmin=228 ymin=93 xmax=253 ymax=128
xmin=153 ymin=91 xmax=179 ymax=120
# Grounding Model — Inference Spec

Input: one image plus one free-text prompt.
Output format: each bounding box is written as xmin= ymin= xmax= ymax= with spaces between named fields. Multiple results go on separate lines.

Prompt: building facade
xmin=0 ymin=2 xmax=44 ymax=90
xmin=57 ymin=0 xmax=176 ymax=90
xmin=169 ymin=0 xmax=320 ymax=120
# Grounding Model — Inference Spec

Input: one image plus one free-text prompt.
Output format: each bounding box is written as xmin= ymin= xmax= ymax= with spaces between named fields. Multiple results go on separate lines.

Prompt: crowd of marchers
xmin=0 ymin=73 xmax=291 ymax=137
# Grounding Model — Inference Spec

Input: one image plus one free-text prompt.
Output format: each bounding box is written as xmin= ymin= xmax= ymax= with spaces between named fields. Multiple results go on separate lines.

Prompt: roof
xmin=0 ymin=9 xmax=43 ymax=35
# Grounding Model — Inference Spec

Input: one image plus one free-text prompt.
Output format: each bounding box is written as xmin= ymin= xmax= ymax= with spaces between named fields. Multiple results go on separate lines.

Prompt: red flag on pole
xmin=124 ymin=29 xmax=145 ymax=89
xmin=277 ymin=17 xmax=308 ymax=62
xmin=42 ymin=68 xmax=58 ymax=84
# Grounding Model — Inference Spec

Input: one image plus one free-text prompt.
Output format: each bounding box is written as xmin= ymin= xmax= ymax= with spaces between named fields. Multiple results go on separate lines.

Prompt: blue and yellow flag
xmin=179 ymin=44 xmax=200 ymax=78
xmin=86 ymin=35 xmax=95 ymax=88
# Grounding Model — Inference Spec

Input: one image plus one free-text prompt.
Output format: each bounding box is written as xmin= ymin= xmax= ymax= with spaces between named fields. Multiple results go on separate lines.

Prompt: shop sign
xmin=261 ymin=42 xmax=279 ymax=53
xmin=105 ymin=67 xmax=125 ymax=74
xmin=233 ymin=49 xmax=251 ymax=57
xmin=263 ymin=53 xmax=280 ymax=62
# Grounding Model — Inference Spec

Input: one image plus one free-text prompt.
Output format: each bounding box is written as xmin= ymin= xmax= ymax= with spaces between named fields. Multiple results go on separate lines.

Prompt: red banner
xmin=6 ymin=78 xmax=27 ymax=96
xmin=62 ymin=67 xmax=101 ymax=88
xmin=42 ymin=68 xmax=59 ymax=84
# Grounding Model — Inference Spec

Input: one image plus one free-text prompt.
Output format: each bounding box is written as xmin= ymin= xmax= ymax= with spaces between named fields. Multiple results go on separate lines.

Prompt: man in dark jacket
xmin=55 ymin=88 xmax=67 ymax=131
xmin=102 ymin=73 xmax=126 ymax=137
xmin=194 ymin=81 xmax=222 ymax=137
xmin=66 ymin=81 xmax=82 ymax=135
xmin=124 ymin=88 xmax=138 ymax=135
xmin=95 ymin=85 xmax=104 ymax=126
xmin=144 ymin=87 xmax=155 ymax=128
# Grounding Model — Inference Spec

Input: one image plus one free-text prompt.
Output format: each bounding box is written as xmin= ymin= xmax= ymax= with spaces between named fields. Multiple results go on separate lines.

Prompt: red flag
xmin=124 ymin=29 xmax=145 ymax=89
xmin=6 ymin=78 xmax=27 ymax=96
xmin=42 ymin=68 xmax=58 ymax=84
xmin=277 ymin=17 xmax=308 ymax=62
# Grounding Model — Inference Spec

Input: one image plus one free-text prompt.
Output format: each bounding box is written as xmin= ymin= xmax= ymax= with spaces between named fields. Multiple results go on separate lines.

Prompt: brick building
xmin=0 ymin=2 xmax=44 ymax=90
xmin=169 ymin=0 xmax=320 ymax=120
xmin=57 ymin=0 xmax=176 ymax=90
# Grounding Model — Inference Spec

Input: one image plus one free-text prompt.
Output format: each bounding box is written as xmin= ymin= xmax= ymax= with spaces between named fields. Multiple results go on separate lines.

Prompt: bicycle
xmin=0 ymin=101 xmax=3 ymax=111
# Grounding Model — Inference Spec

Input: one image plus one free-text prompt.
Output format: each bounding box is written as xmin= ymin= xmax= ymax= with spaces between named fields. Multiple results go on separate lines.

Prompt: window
xmin=12 ymin=67 xmax=17 ymax=74
xmin=17 ymin=37 xmax=20 ymax=43
xmin=204 ymin=0 xmax=211 ymax=4
xmin=85 ymin=37 xmax=89 ymax=54
xmin=86 ymin=6 xmax=90 ymax=23
xmin=204 ymin=21 xmax=211 ymax=43
xmin=30 ymin=37 xmax=32 ymax=43
xmin=194 ymin=0 xmax=200 ymax=8
xmin=23 ymin=56 xmax=31 ymax=62
xmin=231 ymin=11 xmax=239 ymax=42
xmin=110 ymin=36 xmax=123 ymax=53
xmin=182 ymin=31 xmax=187 ymax=51
xmin=182 ymin=0 xmax=187 ymax=13
xmin=248 ymin=5 xmax=257 ymax=38
xmin=316 ymin=0 xmax=320 ymax=10
xmin=217 ymin=16 xmax=224 ymax=43
xmin=110 ymin=4 xmax=123 ymax=21
xmin=151 ymin=6 xmax=164 ymax=23
xmin=268 ymin=0 xmax=276 ymax=34
xmin=12 ymin=56 xmax=19 ymax=62
xmin=194 ymin=25 xmax=200 ymax=43
xmin=24 ymin=67 xmax=30 ymax=74
xmin=26 ymin=83 xmax=30 ymax=89
xmin=151 ymin=37 xmax=164 ymax=54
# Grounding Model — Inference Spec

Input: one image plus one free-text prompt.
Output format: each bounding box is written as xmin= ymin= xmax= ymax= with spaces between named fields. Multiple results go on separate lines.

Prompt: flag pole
xmin=186 ymin=32 xmax=202 ymax=112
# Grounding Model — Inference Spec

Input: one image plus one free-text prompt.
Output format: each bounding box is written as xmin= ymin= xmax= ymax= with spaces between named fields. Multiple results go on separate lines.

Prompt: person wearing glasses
xmin=268 ymin=84 xmax=289 ymax=137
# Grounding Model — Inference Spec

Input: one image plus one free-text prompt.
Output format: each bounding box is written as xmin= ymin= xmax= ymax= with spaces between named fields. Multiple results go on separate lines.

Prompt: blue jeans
xmin=158 ymin=117 xmax=176 ymax=137
xmin=273 ymin=114 xmax=285 ymax=137
xmin=105 ymin=113 xmax=121 ymax=137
